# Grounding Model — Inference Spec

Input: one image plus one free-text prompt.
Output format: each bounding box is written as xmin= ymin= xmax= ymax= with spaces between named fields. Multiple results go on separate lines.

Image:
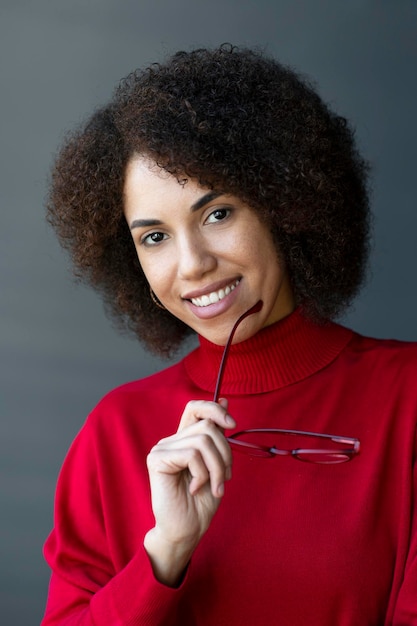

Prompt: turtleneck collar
xmin=183 ymin=309 xmax=354 ymax=395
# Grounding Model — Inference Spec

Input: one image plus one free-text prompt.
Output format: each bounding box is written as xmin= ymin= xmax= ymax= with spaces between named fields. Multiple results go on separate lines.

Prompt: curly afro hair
xmin=47 ymin=44 xmax=370 ymax=357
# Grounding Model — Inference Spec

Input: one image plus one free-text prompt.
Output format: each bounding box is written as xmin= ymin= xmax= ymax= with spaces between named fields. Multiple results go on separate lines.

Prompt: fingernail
xmin=217 ymin=483 xmax=224 ymax=497
xmin=225 ymin=414 xmax=236 ymax=427
xmin=218 ymin=397 xmax=229 ymax=409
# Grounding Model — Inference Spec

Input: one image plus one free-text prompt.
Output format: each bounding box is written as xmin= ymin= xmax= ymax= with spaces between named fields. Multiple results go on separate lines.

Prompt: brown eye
xmin=206 ymin=208 xmax=231 ymax=223
xmin=142 ymin=231 xmax=167 ymax=246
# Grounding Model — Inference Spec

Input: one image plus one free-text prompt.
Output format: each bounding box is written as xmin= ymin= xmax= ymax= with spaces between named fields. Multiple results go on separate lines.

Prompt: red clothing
xmin=43 ymin=310 xmax=417 ymax=625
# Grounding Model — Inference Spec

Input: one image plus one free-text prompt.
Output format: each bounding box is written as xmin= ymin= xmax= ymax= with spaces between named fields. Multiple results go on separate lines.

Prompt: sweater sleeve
xmin=41 ymin=418 xmax=187 ymax=626
xmin=391 ymin=426 xmax=417 ymax=625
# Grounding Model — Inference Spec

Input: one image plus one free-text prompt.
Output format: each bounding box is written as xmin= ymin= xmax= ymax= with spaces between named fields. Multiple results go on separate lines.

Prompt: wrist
xmin=144 ymin=527 xmax=197 ymax=587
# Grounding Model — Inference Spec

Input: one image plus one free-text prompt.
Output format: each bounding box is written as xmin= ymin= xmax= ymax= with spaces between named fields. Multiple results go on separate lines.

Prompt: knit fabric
xmin=42 ymin=311 xmax=417 ymax=625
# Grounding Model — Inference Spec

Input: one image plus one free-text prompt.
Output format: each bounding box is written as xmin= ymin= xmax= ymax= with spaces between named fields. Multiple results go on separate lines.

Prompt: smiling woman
xmin=42 ymin=45 xmax=417 ymax=626
xmin=47 ymin=45 xmax=369 ymax=358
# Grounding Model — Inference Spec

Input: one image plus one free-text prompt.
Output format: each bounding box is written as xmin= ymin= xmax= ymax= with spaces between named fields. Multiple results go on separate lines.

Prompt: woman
xmin=42 ymin=45 xmax=417 ymax=625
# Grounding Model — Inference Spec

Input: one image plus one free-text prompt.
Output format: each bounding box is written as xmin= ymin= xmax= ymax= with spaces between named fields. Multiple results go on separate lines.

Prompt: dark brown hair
xmin=47 ymin=44 xmax=370 ymax=357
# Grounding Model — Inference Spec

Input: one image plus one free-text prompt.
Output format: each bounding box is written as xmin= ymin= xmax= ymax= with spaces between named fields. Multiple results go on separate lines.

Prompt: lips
xmin=189 ymin=279 xmax=241 ymax=308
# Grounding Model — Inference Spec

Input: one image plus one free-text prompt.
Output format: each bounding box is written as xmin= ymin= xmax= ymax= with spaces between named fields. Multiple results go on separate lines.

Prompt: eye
xmin=205 ymin=207 xmax=231 ymax=224
xmin=141 ymin=231 xmax=168 ymax=246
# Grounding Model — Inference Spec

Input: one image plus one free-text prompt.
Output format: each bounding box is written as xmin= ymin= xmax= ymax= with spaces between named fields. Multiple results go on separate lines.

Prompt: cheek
xmin=260 ymin=246 xmax=286 ymax=290
xmin=249 ymin=236 xmax=278 ymax=271
xmin=137 ymin=252 xmax=173 ymax=293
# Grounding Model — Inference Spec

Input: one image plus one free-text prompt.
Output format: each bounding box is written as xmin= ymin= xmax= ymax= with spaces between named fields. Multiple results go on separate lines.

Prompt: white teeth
xmin=191 ymin=280 xmax=240 ymax=307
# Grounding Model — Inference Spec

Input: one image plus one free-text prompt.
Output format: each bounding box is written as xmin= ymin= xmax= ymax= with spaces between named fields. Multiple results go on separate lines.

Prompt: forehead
xmin=124 ymin=156 xmax=184 ymax=193
xmin=123 ymin=156 xmax=219 ymax=218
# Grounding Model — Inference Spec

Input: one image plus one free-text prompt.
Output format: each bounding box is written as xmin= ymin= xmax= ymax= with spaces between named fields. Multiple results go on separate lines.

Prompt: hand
xmin=144 ymin=398 xmax=236 ymax=585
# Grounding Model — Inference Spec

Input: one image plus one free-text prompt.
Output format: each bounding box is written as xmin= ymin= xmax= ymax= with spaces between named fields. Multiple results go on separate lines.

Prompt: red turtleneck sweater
xmin=42 ymin=311 xmax=417 ymax=625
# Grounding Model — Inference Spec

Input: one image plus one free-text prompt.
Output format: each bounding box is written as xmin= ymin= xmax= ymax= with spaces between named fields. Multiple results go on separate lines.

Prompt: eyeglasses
xmin=214 ymin=301 xmax=360 ymax=464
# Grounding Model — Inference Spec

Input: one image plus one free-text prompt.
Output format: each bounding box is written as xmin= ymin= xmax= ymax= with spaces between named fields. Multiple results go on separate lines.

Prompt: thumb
xmin=217 ymin=397 xmax=236 ymax=430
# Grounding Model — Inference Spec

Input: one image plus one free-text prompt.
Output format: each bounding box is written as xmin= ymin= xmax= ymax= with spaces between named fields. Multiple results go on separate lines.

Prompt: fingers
xmin=149 ymin=406 xmax=235 ymax=499
xmin=177 ymin=398 xmax=236 ymax=432
xmin=149 ymin=432 xmax=230 ymax=498
xmin=148 ymin=444 xmax=224 ymax=498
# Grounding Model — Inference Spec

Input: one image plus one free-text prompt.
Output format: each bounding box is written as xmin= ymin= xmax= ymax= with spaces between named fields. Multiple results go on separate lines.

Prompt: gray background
xmin=1 ymin=1 xmax=416 ymax=623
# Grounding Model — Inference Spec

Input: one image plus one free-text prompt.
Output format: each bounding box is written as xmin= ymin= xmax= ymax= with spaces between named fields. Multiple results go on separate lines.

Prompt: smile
xmin=190 ymin=279 xmax=241 ymax=307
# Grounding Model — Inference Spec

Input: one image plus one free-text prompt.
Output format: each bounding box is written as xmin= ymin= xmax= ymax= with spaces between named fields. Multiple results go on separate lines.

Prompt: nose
xmin=177 ymin=234 xmax=217 ymax=280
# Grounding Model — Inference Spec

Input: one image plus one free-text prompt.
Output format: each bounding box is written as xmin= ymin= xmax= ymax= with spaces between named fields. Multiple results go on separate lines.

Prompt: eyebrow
xmin=129 ymin=190 xmax=224 ymax=230
xmin=130 ymin=218 xmax=163 ymax=229
xmin=190 ymin=191 xmax=223 ymax=212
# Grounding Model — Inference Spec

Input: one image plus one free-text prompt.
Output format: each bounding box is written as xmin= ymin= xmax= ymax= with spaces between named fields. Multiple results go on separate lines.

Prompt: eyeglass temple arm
xmin=213 ymin=300 xmax=263 ymax=403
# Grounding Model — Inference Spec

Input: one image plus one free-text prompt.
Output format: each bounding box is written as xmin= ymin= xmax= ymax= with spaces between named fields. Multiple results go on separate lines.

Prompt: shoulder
xmin=345 ymin=329 xmax=417 ymax=384
xmin=348 ymin=329 xmax=417 ymax=360
xmin=56 ymin=361 xmax=191 ymax=477
xmin=96 ymin=359 xmax=187 ymax=407
xmin=82 ymin=356 xmax=197 ymax=442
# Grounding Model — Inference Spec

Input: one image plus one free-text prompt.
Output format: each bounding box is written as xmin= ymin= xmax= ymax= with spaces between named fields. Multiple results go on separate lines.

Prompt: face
xmin=124 ymin=157 xmax=295 ymax=346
